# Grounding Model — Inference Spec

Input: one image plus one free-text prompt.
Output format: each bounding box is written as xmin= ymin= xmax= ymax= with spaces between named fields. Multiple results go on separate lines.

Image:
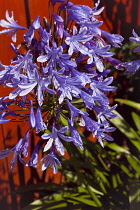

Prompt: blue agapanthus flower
xmin=41 ymin=145 xmax=62 ymax=174
xmin=50 ymin=0 xmax=66 ymax=6
xmin=42 ymin=124 xmax=73 ymax=155
xmin=0 ymin=0 xmax=125 ymax=173
xmin=0 ymin=130 xmax=30 ymax=169
xmin=0 ymin=11 xmax=26 ymax=42
xmin=129 ymin=29 xmax=140 ymax=52
xmin=122 ymin=30 xmax=140 ymax=74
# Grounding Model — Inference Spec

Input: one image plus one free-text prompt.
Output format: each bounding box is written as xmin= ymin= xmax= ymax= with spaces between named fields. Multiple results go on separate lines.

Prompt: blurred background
xmin=0 ymin=0 xmax=140 ymax=209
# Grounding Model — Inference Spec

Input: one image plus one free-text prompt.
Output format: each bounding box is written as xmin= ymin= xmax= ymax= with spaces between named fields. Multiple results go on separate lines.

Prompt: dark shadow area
xmin=100 ymin=0 xmax=140 ymax=40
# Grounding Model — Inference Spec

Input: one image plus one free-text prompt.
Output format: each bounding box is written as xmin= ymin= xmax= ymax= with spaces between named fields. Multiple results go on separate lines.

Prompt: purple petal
xmin=52 ymin=13 xmax=63 ymax=23
xmin=0 ymin=149 xmax=12 ymax=159
xmin=29 ymin=101 xmax=36 ymax=128
xmin=58 ymin=133 xmax=73 ymax=142
xmin=32 ymin=16 xmax=40 ymax=29
xmin=44 ymin=138 xmax=53 ymax=152
xmin=37 ymin=55 xmax=48 ymax=62
xmin=0 ymin=118 xmax=11 ymax=124
xmin=28 ymin=141 xmax=40 ymax=167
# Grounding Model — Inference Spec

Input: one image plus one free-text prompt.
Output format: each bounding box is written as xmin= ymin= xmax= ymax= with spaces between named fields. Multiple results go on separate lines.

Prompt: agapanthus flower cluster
xmin=0 ymin=0 xmax=124 ymax=174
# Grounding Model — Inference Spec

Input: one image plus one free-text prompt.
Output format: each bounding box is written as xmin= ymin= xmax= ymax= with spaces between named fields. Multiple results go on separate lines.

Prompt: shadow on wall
xmin=99 ymin=0 xmax=140 ymax=40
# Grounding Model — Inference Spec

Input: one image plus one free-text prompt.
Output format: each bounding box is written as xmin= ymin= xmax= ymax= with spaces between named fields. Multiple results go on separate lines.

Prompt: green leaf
xmin=88 ymin=186 xmax=104 ymax=196
xmin=116 ymin=173 xmax=123 ymax=185
xmin=115 ymin=99 xmax=140 ymax=110
xmin=129 ymin=179 xmax=140 ymax=203
xmin=106 ymin=143 xmax=130 ymax=154
xmin=131 ymin=112 xmax=140 ymax=131
xmin=129 ymin=188 xmax=140 ymax=203
xmin=95 ymin=170 xmax=110 ymax=187
xmin=112 ymin=174 xmax=118 ymax=188
xmin=127 ymin=156 xmax=140 ymax=176
xmin=41 ymin=202 xmax=68 ymax=210
xmin=71 ymin=98 xmax=83 ymax=104
xmin=109 ymin=110 xmax=140 ymax=151
xmin=59 ymin=113 xmax=68 ymax=126
xmin=22 ymin=191 xmax=78 ymax=210
xmin=66 ymin=195 xmax=98 ymax=207
xmin=120 ymin=165 xmax=133 ymax=177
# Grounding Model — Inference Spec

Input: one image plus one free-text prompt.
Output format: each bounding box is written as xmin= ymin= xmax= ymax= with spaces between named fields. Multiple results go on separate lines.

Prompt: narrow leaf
xmin=115 ymin=99 xmax=140 ymax=110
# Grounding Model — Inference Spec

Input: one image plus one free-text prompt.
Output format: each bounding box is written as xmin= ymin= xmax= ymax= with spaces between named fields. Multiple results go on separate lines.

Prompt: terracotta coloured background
xmin=0 ymin=0 xmax=140 ymax=209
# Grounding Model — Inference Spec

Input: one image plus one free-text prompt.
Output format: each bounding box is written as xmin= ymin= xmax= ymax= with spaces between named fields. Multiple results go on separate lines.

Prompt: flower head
xmin=0 ymin=0 xmax=123 ymax=173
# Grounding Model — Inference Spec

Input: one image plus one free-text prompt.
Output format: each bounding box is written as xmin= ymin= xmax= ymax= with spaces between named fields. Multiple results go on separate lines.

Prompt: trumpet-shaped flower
xmin=41 ymin=145 xmax=61 ymax=174
xmin=66 ymin=100 xmax=88 ymax=126
xmin=0 ymin=130 xmax=30 ymax=169
xmin=35 ymin=106 xmax=47 ymax=133
xmin=42 ymin=124 xmax=73 ymax=155
xmin=65 ymin=26 xmax=93 ymax=55
xmin=24 ymin=16 xmax=40 ymax=44
xmin=129 ymin=29 xmax=140 ymax=52
xmin=52 ymin=13 xmax=64 ymax=38
xmin=0 ymin=10 xmax=27 ymax=42
xmin=122 ymin=60 xmax=140 ymax=75
xmin=28 ymin=141 xmax=41 ymax=167
xmin=101 ymin=30 xmax=124 ymax=48
xmin=68 ymin=119 xmax=83 ymax=150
